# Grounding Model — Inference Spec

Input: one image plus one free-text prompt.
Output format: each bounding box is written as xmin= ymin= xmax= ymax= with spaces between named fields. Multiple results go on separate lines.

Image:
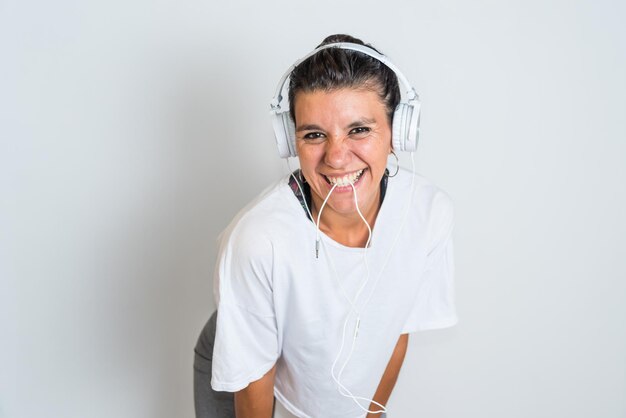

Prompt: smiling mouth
xmin=324 ymin=169 xmax=366 ymax=187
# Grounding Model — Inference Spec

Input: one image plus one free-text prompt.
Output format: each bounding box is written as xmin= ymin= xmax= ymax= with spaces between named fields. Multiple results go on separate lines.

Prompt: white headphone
xmin=270 ymin=42 xmax=421 ymax=158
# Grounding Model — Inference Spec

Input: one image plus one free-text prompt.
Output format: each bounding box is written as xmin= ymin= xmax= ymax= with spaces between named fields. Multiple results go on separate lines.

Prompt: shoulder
xmin=214 ymin=177 xmax=304 ymax=305
xmin=217 ymin=176 xmax=303 ymax=258
xmin=416 ymin=173 xmax=454 ymax=227
xmin=392 ymin=169 xmax=455 ymax=250
xmin=392 ymin=169 xmax=454 ymax=217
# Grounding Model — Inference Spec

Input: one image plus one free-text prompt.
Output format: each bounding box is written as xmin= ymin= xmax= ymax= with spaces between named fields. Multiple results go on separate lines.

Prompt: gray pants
xmin=194 ymin=311 xmax=236 ymax=418
xmin=193 ymin=311 xmax=387 ymax=418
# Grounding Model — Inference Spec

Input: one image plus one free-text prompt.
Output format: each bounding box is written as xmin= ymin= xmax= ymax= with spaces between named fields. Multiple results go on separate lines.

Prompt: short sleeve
xmin=402 ymin=191 xmax=458 ymax=333
xmin=210 ymin=223 xmax=279 ymax=392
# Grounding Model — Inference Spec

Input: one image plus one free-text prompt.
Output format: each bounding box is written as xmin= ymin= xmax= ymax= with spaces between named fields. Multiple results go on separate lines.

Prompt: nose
xmin=323 ymin=136 xmax=351 ymax=169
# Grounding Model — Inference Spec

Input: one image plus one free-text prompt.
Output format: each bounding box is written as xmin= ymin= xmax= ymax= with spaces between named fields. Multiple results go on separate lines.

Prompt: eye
xmin=301 ymin=132 xmax=326 ymax=143
xmin=349 ymin=126 xmax=371 ymax=138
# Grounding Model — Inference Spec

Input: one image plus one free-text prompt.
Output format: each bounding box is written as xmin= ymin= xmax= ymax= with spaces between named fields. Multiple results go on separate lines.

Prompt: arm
xmin=366 ymin=333 xmax=409 ymax=418
xmin=234 ymin=365 xmax=276 ymax=418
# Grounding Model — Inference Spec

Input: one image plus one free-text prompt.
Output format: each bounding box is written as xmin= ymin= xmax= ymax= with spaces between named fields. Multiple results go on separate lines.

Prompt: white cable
xmin=360 ymin=152 xmax=416 ymax=310
xmin=285 ymin=162 xmax=361 ymax=315
xmin=329 ymin=154 xmax=417 ymax=414
xmin=316 ymin=182 xmax=369 ymax=320
xmin=286 ymin=156 xmax=418 ymax=415
xmin=315 ymin=183 xmax=338 ymax=258
xmin=321 ymin=181 xmax=384 ymax=415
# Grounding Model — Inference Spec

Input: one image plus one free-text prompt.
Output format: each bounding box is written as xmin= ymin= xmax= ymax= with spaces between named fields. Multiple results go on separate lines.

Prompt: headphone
xmin=270 ymin=42 xmax=421 ymax=158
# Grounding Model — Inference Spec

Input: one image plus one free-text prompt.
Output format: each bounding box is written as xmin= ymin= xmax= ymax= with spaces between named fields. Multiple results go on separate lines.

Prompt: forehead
xmin=293 ymin=88 xmax=387 ymax=125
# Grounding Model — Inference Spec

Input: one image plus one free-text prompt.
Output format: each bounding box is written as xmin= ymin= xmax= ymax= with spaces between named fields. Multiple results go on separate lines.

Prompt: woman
xmin=194 ymin=34 xmax=457 ymax=418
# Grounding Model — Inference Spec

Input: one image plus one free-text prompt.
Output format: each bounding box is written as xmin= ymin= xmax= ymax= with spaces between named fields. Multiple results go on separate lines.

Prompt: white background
xmin=1 ymin=0 xmax=625 ymax=417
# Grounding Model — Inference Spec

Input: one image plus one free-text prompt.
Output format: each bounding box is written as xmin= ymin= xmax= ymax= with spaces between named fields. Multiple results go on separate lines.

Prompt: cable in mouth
xmin=324 ymin=169 xmax=366 ymax=187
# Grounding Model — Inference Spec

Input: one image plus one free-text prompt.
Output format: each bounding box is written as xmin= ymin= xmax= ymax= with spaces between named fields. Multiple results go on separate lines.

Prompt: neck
xmin=311 ymin=191 xmax=380 ymax=248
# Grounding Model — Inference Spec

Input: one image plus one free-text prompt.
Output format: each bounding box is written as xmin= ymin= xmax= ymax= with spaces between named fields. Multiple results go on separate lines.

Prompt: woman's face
xmin=294 ymin=87 xmax=392 ymax=219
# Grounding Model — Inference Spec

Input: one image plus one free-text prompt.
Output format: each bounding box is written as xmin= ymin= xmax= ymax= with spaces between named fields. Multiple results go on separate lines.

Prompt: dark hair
xmin=288 ymin=34 xmax=401 ymax=124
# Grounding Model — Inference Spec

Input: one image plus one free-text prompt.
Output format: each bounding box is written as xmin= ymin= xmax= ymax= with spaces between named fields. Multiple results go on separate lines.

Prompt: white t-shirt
xmin=211 ymin=169 xmax=457 ymax=418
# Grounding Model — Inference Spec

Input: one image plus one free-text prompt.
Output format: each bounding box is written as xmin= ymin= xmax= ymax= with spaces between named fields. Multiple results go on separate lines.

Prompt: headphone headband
xmin=270 ymin=42 xmax=418 ymax=113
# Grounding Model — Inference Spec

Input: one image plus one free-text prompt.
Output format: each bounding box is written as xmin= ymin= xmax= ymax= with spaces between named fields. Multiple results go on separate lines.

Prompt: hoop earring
xmin=388 ymin=150 xmax=400 ymax=178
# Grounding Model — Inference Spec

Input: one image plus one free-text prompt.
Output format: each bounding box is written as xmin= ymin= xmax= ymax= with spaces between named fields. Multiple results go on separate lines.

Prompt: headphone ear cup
xmin=391 ymin=104 xmax=409 ymax=152
xmin=272 ymin=110 xmax=297 ymax=158
xmin=391 ymin=102 xmax=420 ymax=152
xmin=283 ymin=112 xmax=297 ymax=157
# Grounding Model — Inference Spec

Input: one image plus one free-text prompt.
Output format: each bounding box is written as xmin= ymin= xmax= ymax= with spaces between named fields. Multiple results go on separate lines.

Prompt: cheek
xmin=355 ymin=142 xmax=390 ymax=169
xmin=297 ymin=148 xmax=321 ymax=172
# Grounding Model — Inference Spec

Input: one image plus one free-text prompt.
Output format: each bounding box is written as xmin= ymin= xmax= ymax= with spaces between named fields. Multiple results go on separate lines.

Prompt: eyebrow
xmin=295 ymin=118 xmax=377 ymax=132
xmin=295 ymin=124 xmax=323 ymax=133
xmin=346 ymin=118 xmax=376 ymax=128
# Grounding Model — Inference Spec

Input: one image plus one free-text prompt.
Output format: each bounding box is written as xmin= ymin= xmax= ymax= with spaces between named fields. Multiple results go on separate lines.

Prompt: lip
xmin=321 ymin=168 xmax=367 ymax=191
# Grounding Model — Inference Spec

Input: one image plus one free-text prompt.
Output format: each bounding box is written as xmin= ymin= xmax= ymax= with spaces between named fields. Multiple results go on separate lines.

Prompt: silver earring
xmin=388 ymin=150 xmax=400 ymax=177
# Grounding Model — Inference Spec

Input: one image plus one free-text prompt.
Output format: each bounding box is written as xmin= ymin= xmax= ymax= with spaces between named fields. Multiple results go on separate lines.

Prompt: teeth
xmin=327 ymin=169 xmax=364 ymax=186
